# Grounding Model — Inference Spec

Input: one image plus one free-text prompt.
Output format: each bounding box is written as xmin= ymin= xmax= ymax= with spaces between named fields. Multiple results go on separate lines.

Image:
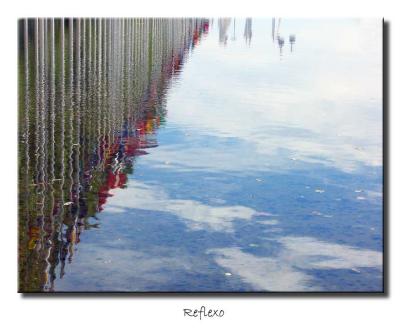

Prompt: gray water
xmin=18 ymin=18 xmax=383 ymax=292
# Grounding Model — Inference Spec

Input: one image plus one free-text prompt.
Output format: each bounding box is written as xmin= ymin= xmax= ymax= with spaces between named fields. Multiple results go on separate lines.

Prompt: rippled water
xmin=18 ymin=18 xmax=383 ymax=292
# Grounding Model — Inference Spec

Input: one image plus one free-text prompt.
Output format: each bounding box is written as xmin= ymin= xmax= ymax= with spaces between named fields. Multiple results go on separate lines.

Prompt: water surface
xmin=18 ymin=18 xmax=383 ymax=292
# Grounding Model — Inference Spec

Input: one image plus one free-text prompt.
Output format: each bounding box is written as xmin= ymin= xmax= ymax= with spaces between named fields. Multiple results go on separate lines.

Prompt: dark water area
xmin=18 ymin=18 xmax=382 ymax=292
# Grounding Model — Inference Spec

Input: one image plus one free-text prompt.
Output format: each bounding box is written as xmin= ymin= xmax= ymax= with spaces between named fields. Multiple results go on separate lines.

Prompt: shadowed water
xmin=18 ymin=18 xmax=382 ymax=292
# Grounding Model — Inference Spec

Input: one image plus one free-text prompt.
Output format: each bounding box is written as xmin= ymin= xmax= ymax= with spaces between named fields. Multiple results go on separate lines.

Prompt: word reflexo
xmin=183 ymin=306 xmax=224 ymax=320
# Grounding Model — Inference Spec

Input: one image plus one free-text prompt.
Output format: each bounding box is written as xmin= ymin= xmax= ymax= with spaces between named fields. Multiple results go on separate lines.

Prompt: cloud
xmin=160 ymin=18 xmax=382 ymax=174
xmin=105 ymin=180 xmax=267 ymax=232
xmin=209 ymin=247 xmax=314 ymax=291
xmin=209 ymin=236 xmax=382 ymax=291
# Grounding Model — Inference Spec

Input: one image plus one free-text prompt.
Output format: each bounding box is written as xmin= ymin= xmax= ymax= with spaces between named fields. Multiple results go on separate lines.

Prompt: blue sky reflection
xmin=55 ymin=18 xmax=382 ymax=292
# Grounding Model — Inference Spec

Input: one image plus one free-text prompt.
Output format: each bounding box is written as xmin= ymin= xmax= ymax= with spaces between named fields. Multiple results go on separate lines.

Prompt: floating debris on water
xmin=311 ymin=211 xmax=323 ymax=216
xmin=255 ymin=178 xmax=262 ymax=182
xmin=224 ymin=272 xmax=232 ymax=276
xmin=355 ymin=189 xmax=363 ymax=193
xmin=249 ymin=243 xmax=259 ymax=247
xmin=351 ymin=268 xmax=361 ymax=274
xmin=315 ymin=189 xmax=325 ymax=193
xmin=311 ymin=211 xmax=332 ymax=218
xmin=255 ymin=211 xmax=275 ymax=216
xmin=259 ymin=219 xmax=279 ymax=225
xmin=357 ymin=196 xmax=366 ymax=200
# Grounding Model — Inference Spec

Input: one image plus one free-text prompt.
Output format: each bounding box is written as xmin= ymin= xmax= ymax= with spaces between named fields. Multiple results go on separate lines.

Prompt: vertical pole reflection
xmin=43 ymin=18 xmax=56 ymax=292
xmin=102 ymin=18 xmax=107 ymax=151
xmin=22 ymin=19 xmax=30 ymax=194
xmin=74 ymin=18 xmax=81 ymax=217
xmin=19 ymin=18 xmax=210 ymax=292
xmin=64 ymin=17 xmax=75 ymax=266
xmin=34 ymin=18 xmax=40 ymax=187
xmin=18 ymin=18 xmax=31 ymax=291
xmin=96 ymin=18 xmax=103 ymax=171
xmin=54 ymin=17 xmax=66 ymax=287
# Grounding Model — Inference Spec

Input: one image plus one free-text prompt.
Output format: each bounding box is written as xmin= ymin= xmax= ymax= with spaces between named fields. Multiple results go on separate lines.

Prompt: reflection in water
xmin=105 ymin=180 xmax=265 ymax=232
xmin=272 ymin=18 xmax=296 ymax=56
xmin=244 ymin=18 xmax=252 ymax=45
xmin=19 ymin=18 xmax=382 ymax=292
xmin=209 ymin=236 xmax=382 ymax=291
xmin=218 ymin=18 xmax=231 ymax=45
xmin=289 ymin=34 xmax=296 ymax=52
xmin=231 ymin=18 xmax=237 ymax=41
xmin=18 ymin=18 xmax=209 ymax=292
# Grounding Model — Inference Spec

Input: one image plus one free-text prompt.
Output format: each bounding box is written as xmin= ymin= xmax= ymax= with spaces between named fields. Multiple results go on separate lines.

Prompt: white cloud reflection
xmin=58 ymin=234 xmax=381 ymax=292
xmin=209 ymin=236 xmax=382 ymax=291
xmin=105 ymin=181 xmax=267 ymax=232
xmin=55 ymin=19 xmax=382 ymax=292
xmin=102 ymin=181 xmax=382 ymax=291
xmin=158 ymin=18 xmax=382 ymax=174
